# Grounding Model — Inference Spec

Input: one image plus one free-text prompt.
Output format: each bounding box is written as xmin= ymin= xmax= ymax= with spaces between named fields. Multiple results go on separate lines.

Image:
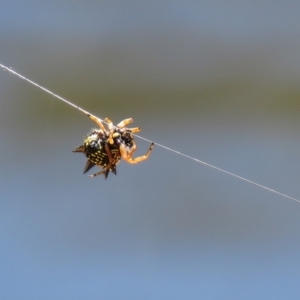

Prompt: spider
xmin=72 ymin=116 xmax=154 ymax=179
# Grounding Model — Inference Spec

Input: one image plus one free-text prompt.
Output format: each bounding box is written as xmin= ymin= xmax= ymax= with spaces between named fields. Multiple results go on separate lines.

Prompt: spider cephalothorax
xmin=73 ymin=116 xmax=154 ymax=179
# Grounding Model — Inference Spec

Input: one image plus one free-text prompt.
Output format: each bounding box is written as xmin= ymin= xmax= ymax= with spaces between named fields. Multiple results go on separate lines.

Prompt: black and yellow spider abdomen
xmin=72 ymin=129 xmax=121 ymax=178
xmin=84 ymin=140 xmax=109 ymax=167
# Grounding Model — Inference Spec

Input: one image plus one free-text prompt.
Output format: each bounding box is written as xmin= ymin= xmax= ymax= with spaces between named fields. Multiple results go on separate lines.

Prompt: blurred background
xmin=1 ymin=1 xmax=300 ymax=299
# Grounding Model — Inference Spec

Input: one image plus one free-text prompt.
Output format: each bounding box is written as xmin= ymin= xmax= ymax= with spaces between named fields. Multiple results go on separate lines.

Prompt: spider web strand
xmin=135 ymin=134 xmax=300 ymax=204
xmin=1 ymin=63 xmax=300 ymax=204
xmin=0 ymin=63 xmax=102 ymax=123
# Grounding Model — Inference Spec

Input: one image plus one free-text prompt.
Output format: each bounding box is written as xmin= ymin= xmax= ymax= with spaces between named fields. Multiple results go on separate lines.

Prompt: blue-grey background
xmin=1 ymin=1 xmax=300 ymax=299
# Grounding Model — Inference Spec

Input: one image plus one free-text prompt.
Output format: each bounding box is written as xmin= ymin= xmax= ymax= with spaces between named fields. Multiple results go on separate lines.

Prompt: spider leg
xmin=104 ymin=117 xmax=115 ymax=144
xmin=104 ymin=144 xmax=115 ymax=170
xmin=89 ymin=168 xmax=109 ymax=179
xmin=89 ymin=164 xmax=117 ymax=179
xmin=104 ymin=117 xmax=113 ymax=128
xmin=127 ymin=127 xmax=141 ymax=133
xmin=116 ymin=118 xmax=133 ymax=128
xmin=120 ymin=141 xmax=154 ymax=164
xmin=89 ymin=115 xmax=106 ymax=132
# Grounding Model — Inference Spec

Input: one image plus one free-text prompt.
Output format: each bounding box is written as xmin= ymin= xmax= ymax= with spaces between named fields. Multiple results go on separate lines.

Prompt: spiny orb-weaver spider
xmin=73 ymin=116 xmax=154 ymax=179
